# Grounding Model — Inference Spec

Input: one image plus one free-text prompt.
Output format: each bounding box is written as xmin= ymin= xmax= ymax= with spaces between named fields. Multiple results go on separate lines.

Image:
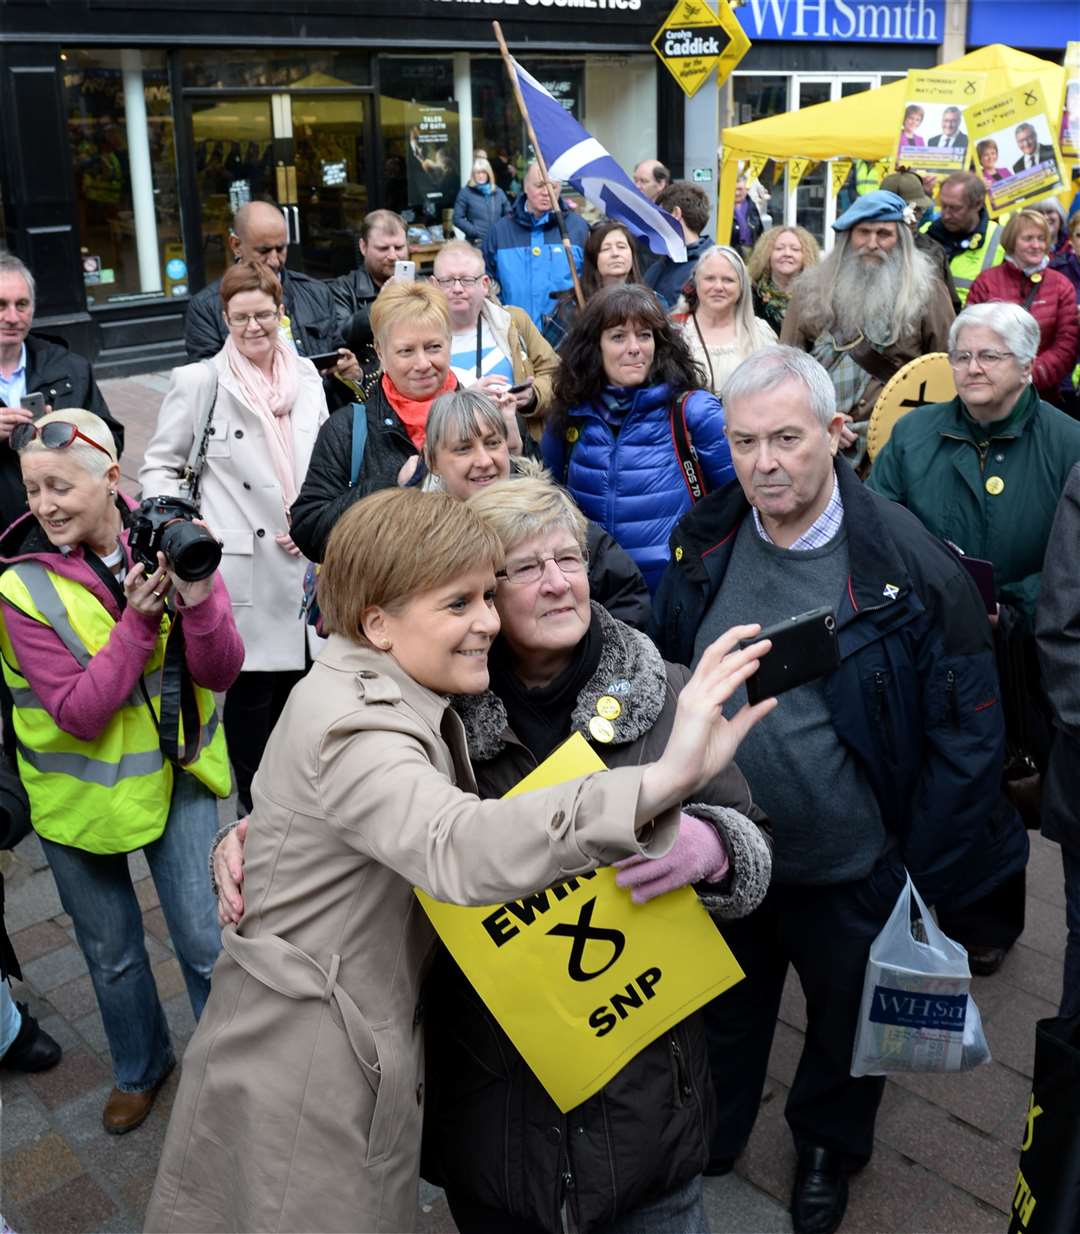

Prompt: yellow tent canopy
xmin=717 ymin=44 xmax=1068 ymax=244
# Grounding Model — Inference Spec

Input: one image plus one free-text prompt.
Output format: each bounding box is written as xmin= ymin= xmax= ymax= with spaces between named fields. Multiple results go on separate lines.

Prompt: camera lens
xmin=162 ymin=520 xmax=222 ymax=582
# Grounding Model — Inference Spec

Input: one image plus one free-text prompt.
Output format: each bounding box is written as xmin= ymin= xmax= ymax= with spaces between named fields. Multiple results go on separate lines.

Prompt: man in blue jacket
xmin=651 ymin=345 xmax=1026 ymax=1234
xmin=483 ymin=162 xmax=587 ymax=331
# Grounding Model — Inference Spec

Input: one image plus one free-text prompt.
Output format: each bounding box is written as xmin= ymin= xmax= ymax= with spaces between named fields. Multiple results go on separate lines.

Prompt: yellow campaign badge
xmin=415 ymin=732 xmax=744 ymax=1112
xmin=986 ymin=475 xmax=1005 ymax=495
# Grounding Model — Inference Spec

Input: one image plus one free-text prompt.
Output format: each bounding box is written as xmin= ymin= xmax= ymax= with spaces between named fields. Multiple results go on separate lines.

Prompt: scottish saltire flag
xmin=512 ymin=59 xmax=688 ymax=263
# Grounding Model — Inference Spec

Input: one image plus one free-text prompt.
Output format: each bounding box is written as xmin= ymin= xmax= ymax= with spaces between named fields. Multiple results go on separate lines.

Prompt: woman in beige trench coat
xmin=144 ymin=487 xmax=775 ymax=1234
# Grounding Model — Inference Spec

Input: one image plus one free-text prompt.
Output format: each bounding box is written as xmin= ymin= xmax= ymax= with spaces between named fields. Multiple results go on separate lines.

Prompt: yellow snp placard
xmin=416 ymin=732 xmax=744 ymax=1113
xmin=895 ymin=70 xmax=986 ymax=176
xmin=966 ymin=80 xmax=1069 ymax=215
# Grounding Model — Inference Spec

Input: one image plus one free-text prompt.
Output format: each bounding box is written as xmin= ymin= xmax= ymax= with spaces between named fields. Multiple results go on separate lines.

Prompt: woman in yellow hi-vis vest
xmin=0 ymin=410 xmax=242 ymax=1136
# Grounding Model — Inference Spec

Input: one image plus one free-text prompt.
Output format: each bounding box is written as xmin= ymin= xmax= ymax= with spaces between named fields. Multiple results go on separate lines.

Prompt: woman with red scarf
xmin=291 ymin=280 xmax=520 ymax=561
xmin=141 ymin=262 xmax=327 ymax=814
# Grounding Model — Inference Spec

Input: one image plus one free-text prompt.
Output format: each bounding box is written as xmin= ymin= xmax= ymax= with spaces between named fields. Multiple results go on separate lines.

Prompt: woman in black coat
xmin=453 ymin=157 xmax=511 ymax=247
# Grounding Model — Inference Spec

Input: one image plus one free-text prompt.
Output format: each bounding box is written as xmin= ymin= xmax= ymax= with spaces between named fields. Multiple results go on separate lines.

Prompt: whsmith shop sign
xmin=734 ymin=0 xmax=944 ymax=43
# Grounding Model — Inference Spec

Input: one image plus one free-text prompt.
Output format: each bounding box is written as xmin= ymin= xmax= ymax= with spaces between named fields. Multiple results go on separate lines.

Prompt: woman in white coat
xmin=140 ymin=261 xmax=328 ymax=813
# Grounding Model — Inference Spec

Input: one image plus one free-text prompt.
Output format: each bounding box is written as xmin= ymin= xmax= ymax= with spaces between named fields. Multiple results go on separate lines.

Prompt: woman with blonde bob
xmin=453 ymin=155 xmax=511 ymax=246
xmin=150 ymin=485 xmax=776 ymax=1234
xmin=291 ymin=279 xmax=508 ymax=561
xmin=746 ymin=225 xmax=820 ymax=335
xmin=676 ymin=244 xmax=778 ymax=396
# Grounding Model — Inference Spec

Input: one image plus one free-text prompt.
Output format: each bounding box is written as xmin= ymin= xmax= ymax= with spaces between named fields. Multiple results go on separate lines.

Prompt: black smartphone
xmin=507 ymin=380 xmax=533 ymax=395
xmin=308 ymin=351 xmax=343 ymax=371
xmin=739 ymin=607 xmax=840 ymax=705
xmin=19 ymin=392 xmax=47 ymax=418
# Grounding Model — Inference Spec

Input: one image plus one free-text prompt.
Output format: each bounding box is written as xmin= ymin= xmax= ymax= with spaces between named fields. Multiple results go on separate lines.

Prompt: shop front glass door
xmin=790 ymin=79 xmax=831 ymax=247
xmin=188 ymin=91 xmax=367 ymax=286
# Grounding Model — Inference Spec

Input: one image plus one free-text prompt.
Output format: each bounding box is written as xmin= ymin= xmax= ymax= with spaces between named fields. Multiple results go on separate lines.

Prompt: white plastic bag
xmin=850 ymin=872 xmax=991 ymax=1077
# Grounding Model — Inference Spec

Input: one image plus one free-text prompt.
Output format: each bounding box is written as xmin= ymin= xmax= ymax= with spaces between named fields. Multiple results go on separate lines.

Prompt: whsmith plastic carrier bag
xmin=851 ymin=873 xmax=991 ymax=1077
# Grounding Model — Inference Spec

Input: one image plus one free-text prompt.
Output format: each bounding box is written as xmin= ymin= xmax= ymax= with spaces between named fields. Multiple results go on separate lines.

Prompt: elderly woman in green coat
xmin=867 ymin=299 xmax=1080 ymax=977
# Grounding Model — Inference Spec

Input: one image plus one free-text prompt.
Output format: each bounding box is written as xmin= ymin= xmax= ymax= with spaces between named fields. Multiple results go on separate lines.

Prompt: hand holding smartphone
xmin=738 ymin=607 xmax=840 ymax=705
xmin=19 ymin=393 xmax=47 ymax=419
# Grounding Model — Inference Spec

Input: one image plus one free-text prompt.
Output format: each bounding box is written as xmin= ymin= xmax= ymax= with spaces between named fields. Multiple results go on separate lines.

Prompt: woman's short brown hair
xmin=318 ymin=488 xmax=503 ymax=644
xmin=1001 ymin=209 xmax=1051 ymax=254
xmin=370 ymin=280 xmax=451 ymax=350
xmin=220 ymin=261 xmax=283 ymax=311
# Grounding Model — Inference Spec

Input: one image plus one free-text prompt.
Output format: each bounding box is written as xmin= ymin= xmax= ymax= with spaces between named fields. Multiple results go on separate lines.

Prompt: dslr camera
xmin=129 ymin=496 xmax=222 ymax=582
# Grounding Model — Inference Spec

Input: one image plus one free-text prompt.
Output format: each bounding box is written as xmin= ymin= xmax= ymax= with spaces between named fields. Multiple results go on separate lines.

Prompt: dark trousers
xmin=936 ymin=868 xmax=1026 ymax=950
xmin=223 ymin=667 xmax=307 ymax=816
xmin=705 ymin=853 xmax=906 ymax=1167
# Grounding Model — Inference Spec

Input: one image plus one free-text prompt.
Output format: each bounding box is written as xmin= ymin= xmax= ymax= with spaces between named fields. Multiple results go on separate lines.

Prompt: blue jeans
xmin=0 ymin=980 xmax=21 ymax=1056
xmin=39 ymin=770 xmax=221 ymax=1091
xmin=1062 ymin=847 xmax=1080 ymax=1019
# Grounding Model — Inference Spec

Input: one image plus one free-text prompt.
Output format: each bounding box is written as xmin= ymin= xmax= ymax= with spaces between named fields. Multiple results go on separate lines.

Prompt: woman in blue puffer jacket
xmin=452 ymin=156 xmax=511 ymax=246
xmin=542 ymin=284 xmax=734 ymax=592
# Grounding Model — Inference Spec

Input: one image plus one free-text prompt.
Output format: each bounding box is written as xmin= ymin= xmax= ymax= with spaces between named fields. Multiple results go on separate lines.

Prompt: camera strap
xmin=157 ymin=615 xmax=203 ymax=767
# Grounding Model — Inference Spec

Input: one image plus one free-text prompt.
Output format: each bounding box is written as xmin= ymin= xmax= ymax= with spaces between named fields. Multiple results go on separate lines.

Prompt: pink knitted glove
xmin=614 ymin=812 xmax=730 ymax=905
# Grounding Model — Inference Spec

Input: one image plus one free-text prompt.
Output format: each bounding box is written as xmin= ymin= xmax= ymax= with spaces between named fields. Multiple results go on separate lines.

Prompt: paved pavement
xmin=0 ymin=371 xmax=1066 ymax=1234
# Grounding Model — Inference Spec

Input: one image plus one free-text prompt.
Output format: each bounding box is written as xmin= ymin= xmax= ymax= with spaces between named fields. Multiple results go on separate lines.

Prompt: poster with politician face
xmin=895 ymin=71 xmax=985 ymax=175
xmin=968 ymin=82 xmax=1067 ymax=215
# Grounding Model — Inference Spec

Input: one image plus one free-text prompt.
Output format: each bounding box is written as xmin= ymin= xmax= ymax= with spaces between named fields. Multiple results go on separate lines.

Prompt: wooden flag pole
xmin=493 ymin=20 xmax=586 ymax=311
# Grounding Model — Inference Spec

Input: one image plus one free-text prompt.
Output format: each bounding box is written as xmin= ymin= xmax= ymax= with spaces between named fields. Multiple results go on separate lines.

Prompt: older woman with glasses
xmin=141 ymin=261 xmax=328 ymax=816
xmin=868 ymin=300 xmax=1080 ymax=974
xmin=0 ymin=409 xmax=241 ymax=1134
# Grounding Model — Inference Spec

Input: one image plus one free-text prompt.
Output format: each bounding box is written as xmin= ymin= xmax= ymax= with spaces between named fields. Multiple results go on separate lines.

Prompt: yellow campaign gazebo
xmin=716 ymin=44 xmax=1069 ymax=245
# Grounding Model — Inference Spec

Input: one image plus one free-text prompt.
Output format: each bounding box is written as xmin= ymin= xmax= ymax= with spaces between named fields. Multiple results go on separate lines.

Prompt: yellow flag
xmin=789 ymin=157 xmax=813 ymax=190
xmin=745 ymin=153 xmax=768 ymax=184
xmin=416 ymin=732 xmax=745 ymax=1113
xmin=831 ymin=159 xmax=853 ymax=197
xmin=772 ymin=160 xmax=786 ymax=186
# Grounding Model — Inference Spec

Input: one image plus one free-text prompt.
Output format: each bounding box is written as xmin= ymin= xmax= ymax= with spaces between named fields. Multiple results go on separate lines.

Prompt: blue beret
xmin=833 ymin=190 xmax=908 ymax=232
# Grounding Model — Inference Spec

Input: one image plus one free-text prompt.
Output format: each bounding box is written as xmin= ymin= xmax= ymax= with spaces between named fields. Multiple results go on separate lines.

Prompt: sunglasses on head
xmin=11 ymin=420 xmax=115 ymax=460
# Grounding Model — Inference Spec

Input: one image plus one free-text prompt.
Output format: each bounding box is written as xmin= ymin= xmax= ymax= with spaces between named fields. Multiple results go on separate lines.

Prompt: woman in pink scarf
xmin=141 ymin=262 xmax=328 ymax=814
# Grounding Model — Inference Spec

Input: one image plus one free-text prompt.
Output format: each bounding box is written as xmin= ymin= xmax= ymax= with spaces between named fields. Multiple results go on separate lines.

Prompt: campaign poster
xmin=895 ymin=70 xmax=986 ymax=174
xmin=1061 ymin=42 xmax=1080 ymax=160
xmin=405 ymin=102 xmax=460 ymax=220
xmin=967 ymin=81 xmax=1068 ymax=214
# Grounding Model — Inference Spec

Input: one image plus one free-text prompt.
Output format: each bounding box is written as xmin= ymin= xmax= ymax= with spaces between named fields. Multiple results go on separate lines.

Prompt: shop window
xmin=732 ymin=75 xmax=791 ymax=225
xmin=61 ymin=48 xmax=186 ymax=305
xmin=379 ymin=57 xmax=459 ymax=225
xmin=181 ymin=48 xmax=370 ymax=89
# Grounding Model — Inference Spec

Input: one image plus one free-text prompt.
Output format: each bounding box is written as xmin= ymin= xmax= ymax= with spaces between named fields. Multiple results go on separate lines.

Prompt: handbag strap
xmin=178 ymin=359 xmax=219 ymax=506
xmin=669 ymin=392 xmax=710 ymax=504
xmin=349 ymin=403 xmax=368 ymax=488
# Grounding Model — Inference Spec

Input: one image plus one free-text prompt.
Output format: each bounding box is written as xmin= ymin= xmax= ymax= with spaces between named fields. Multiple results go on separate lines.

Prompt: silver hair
xmin=692 ymin=244 xmax=758 ymax=348
xmin=423 ymin=389 xmax=507 ymax=467
xmin=723 ymin=345 xmax=837 ymax=431
xmin=949 ymin=302 xmax=1040 ymax=368
xmin=793 ymin=223 xmax=935 ymax=344
xmin=0 ymin=252 xmax=36 ymax=308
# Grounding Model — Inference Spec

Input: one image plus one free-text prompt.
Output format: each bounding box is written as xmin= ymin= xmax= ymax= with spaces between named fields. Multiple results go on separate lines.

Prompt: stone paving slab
xmin=0 ymin=371 xmax=1070 ymax=1234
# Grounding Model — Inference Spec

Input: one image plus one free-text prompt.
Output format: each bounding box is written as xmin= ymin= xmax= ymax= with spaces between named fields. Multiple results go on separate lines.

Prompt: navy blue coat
xmin=650 ymin=459 xmax=1028 ymax=909
xmin=483 ymin=194 xmax=588 ymax=328
xmin=541 ymin=382 xmax=733 ymax=594
xmin=453 ymin=183 xmax=511 ymax=245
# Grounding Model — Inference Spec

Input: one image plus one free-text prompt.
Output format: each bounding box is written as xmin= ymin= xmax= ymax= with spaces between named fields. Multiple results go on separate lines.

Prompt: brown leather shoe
xmin=102 ymin=1066 xmax=172 ymax=1135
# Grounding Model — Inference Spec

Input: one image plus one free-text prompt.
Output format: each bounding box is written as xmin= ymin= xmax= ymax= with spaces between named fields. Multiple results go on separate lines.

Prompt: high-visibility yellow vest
xmin=855 ymin=161 xmax=884 ymax=196
xmin=920 ymin=217 xmax=1006 ymax=306
xmin=0 ymin=562 xmax=231 ymax=854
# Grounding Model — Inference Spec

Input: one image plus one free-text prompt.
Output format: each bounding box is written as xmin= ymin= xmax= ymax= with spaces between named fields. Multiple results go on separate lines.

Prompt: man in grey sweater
xmin=652 ymin=346 xmax=1020 ymax=1234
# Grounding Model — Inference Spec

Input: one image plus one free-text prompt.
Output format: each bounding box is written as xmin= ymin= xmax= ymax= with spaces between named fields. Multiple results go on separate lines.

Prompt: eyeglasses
xmin=11 ymin=420 xmax=114 ymax=459
xmin=432 ymin=275 xmax=484 ymax=289
xmin=227 ymin=309 xmax=279 ymax=328
xmin=948 ymin=350 xmax=1015 ymax=369
xmin=496 ymin=548 xmax=589 ymax=586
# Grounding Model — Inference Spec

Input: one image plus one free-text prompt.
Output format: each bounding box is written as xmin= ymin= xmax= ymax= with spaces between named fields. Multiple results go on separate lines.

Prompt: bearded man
xmin=782 ymin=191 xmax=954 ymax=445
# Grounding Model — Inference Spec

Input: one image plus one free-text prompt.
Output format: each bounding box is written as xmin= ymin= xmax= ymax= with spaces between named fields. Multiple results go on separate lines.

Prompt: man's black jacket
xmin=649 ymin=458 xmax=1028 ymax=909
xmin=0 ymin=334 xmax=125 ymax=529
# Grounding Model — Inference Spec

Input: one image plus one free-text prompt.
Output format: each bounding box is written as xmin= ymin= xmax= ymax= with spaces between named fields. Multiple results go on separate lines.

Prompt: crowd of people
xmin=1 ymin=148 xmax=1079 ymax=1234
